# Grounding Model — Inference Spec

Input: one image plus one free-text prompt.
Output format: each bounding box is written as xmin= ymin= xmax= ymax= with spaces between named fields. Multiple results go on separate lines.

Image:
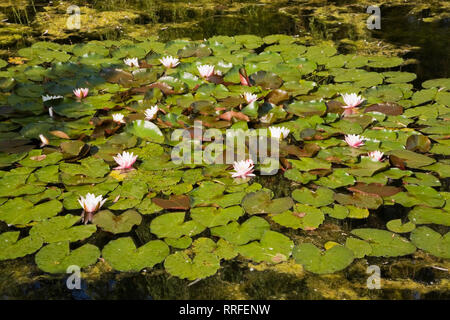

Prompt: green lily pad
xmin=272 ymin=204 xmax=324 ymax=230
xmin=351 ymin=228 xmax=416 ymax=257
xmin=164 ymin=236 xmax=193 ymax=249
xmin=0 ymin=198 xmax=62 ymax=225
xmin=292 ymin=187 xmax=334 ymax=207
xmin=293 ymin=243 xmax=354 ymax=274
xmin=210 ymin=216 xmax=270 ymax=245
xmin=164 ymin=250 xmax=220 ymax=281
xmin=408 ymin=206 xmax=450 ymax=226
xmin=190 ymin=206 xmax=244 ymax=228
xmin=345 ymin=237 xmax=372 ymax=258
xmin=150 ymin=211 xmax=205 ymax=239
xmin=92 ymin=210 xmax=142 ymax=234
xmin=35 ymin=242 xmax=100 ymax=274
xmin=0 ymin=232 xmax=43 ymax=261
xmin=127 ymin=120 xmax=164 ymax=143
xmin=389 ymin=150 xmax=435 ymax=169
xmin=102 ymin=237 xmax=169 ymax=271
xmin=242 ymin=190 xmax=294 ymax=215
xmin=237 ymin=231 xmax=294 ymax=264
xmin=249 ymin=70 xmax=283 ymax=89
xmin=30 ymin=214 xmax=96 ymax=243
xmin=410 ymin=227 xmax=450 ymax=259
xmin=386 ymin=219 xmax=416 ymax=233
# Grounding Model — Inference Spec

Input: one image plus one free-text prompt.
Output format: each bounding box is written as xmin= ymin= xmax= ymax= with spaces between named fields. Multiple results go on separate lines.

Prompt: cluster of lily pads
xmin=0 ymin=34 xmax=449 ymax=280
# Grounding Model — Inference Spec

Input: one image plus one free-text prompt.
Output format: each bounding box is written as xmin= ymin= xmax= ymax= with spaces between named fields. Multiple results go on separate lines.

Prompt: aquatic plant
xmin=78 ymin=193 xmax=107 ymax=223
xmin=112 ymin=113 xmax=126 ymax=124
xmin=159 ymin=56 xmax=180 ymax=68
xmin=73 ymin=87 xmax=89 ymax=99
xmin=345 ymin=134 xmax=365 ymax=148
xmin=124 ymin=57 xmax=139 ymax=67
xmin=269 ymin=126 xmax=290 ymax=140
xmin=231 ymin=160 xmax=255 ymax=179
xmin=0 ymin=34 xmax=448 ymax=284
xmin=144 ymin=106 xmax=159 ymax=120
xmin=113 ymin=151 xmax=138 ymax=171
xmin=197 ymin=64 xmax=215 ymax=78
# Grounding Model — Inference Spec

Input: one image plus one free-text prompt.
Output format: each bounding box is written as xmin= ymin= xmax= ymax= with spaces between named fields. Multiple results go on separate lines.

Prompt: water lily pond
xmin=0 ymin=0 xmax=449 ymax=300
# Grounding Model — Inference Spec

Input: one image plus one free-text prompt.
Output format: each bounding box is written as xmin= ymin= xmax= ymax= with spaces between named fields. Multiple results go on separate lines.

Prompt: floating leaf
xmin=150 ymin=212 xmax=205 ymax=239
xmin=0 ymin=232 xmax=43 ymax=261
xmin=190 ymin=206 xmax=244 ymax=228
xmin=351 ymin=229 xmax=416 ymax=257
xmin=410 ymin=227 xmax=450 ymax=259
xmin=35 ymin=242 xmax=100 ymax=273
xmin=210 ymin=216 xmax=270 ymax=245
xmin=0 ymin=198 xmax=62 ymax=225
xmin=128 ymin=120 xmax=164 ymax=143
xmin=242 ymin=190 xmax=294 ymax=215
xmin=293 ymin=243 xmax=354 ymax=274
xmin=237 ymin=231 xmax=294 ymax=263
xmin=292 ymin=187 xmax=334 ymax=207
xmin=102 ymin=237 xmax=169 ymax=271
xmin=408 ymin=206 xmax=450 ymax=226
xmin=30 ymin=215 xmax=96 ymax=243
xmin=386 ymin=219 xmax=416 ymax=233
xmin=92 ymin=210 xmax=142 ymax=234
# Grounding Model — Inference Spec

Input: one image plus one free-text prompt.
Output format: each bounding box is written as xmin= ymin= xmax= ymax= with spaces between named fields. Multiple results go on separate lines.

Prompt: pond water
xmin=0 ymin=0 xmax=449 ymax=300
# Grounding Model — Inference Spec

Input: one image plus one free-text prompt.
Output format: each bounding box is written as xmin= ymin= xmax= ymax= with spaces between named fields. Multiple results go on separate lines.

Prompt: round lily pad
xmin=35 ymin=242 xmax=100 ymax=274
xmin=102 ymin=237 xmax=169 ymax=272
xmin=92 ymin=210 xmax=142 ymax=234
xmin=293 ymin=243 xmax=354 ymax=274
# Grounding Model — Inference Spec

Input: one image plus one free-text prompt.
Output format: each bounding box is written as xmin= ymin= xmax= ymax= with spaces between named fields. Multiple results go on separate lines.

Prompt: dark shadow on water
xmin=371 ymin=4 xmax=449 ymax=83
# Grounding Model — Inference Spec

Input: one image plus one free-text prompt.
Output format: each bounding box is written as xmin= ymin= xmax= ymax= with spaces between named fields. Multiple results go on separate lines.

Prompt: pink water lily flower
xmin=341 ymin=93 xmax=364 ymax=115
xmin=368 ymin=150 xmax=384 ymax=161
xmin=73 ymin=88 xmax=89 ymax=99
xmin=78 ymin=193 xmax=107 ymax=224
xmin=160 ymin=56 xmax=180 ymax=68
xmin=113 ymin=151 xmax=138 ymax=171
xmin=197 ymin=64 xmax=215 ymax=79
xmin=243 ymin=92 xmax=258 ymax=104
xmin=345 ymin=134 xmax=365 ymax=148
xmin=231 ymin=159 xmax=255 ymax=179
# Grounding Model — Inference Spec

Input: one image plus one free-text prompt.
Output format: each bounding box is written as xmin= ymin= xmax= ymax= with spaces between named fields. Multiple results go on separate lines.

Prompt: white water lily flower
xmin=340 ymin=93 xmax=364 ymax=116
xmin=231 ymin=159 xmax=255 ymax=179
xmin=39 ymin=134 xmax=49 ymax=147
xmin=160 ymin=56 xmax=180 ymax=68
xmin=42 ymin=95 xmax=63 ymax=102
xmin=112 ymin=113 xmax=125 ymax=124
xmin=144 ymin=106 xmax=159 ymax=120
xmin=197 ymin=64 xmax=215 ymax=78
xmin=269 ymin=126 xmax=290 ymax=139
xmin=113 ymin=151 xmax=138 ymax=170
xmin=243 ymin=92 xmax=258 ymax=104
xmin=341 ymin=93 xmax=364 ymax=109
xmin=368 ymin=150 xmax=384 ymax=161
xmin=345 ymin=134 xmax=365 ymax=148
xmin=123 ymin=57 xmax=139 ymax=67
xmin=78 ymin=193 xmax=107 ymax=213
xmin=78 ymin=193 xmax=107 ymax=224
xmin=73 ymin=88 xmax=89 ymax=99
xmin=260 ymin=113 xmax=274 ymax=124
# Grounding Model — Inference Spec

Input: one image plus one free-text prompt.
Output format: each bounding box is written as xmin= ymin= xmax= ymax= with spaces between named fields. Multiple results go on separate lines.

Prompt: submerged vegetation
xmin=0 ymin=0 xmax=448 ymax=299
